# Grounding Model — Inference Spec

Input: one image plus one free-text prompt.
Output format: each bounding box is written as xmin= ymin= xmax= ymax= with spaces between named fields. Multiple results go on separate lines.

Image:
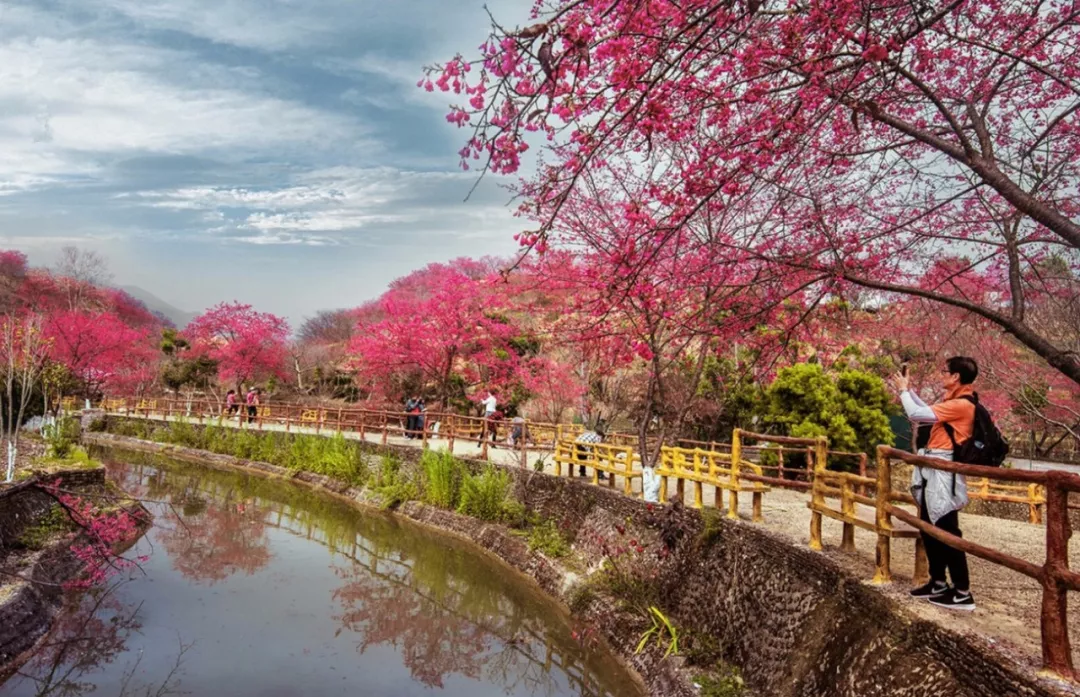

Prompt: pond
xmin=1 ymin=449 xmax=644 ymax=697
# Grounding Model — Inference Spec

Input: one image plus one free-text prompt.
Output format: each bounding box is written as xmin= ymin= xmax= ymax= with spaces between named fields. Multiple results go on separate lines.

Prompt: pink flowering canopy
xmin=186 ymin=301 xmax=290 ymax=389
xmin=431 ymin=0 xmax=1080 ymax=387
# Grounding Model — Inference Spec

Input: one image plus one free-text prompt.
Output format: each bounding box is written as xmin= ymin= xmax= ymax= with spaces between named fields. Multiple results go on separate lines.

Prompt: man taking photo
xmin=893 ymin=357 xmax=979 ymax=611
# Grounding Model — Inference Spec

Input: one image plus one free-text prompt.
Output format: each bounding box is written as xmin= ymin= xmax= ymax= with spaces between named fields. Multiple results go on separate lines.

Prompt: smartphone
xmin=900 ymin=363 xmax=909 ymax=377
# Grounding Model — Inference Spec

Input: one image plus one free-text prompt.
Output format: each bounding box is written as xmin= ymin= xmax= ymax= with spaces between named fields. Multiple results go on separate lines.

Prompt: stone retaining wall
xmin=85 ymin=421 xmax=1071 ymax=697
xmin=0 ymin=468 xmax=107 ymax=673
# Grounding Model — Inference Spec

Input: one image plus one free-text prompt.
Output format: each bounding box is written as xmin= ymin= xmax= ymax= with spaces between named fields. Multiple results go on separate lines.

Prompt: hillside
xmin=121 ymin=285 xmax=197 ymax=328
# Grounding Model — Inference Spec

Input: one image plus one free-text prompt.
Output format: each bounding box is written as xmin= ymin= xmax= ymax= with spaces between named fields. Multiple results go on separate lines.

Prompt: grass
xmin=131 ymin=419 xmax=370 ymax=486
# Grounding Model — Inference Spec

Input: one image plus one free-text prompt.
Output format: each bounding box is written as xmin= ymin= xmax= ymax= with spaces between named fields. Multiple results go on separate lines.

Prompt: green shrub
xmin=421 ymin=450 xmax=466 ymax=509
xmin=87 ymin=417 xmax=107 ymax=433
xmin=500 ymin=499 xmax=529 ymax=528
xmin=373 ymin=453 xmax=418 ymax=509
xmin=43 ymin=416 xmax=80 ymax=458
xmin=296 ymin=433 xmax=367 ymax=485
xmin=528 ymin=519 xmax=570 ymax=558
xmin=458 ymin=465 xmax=513 ymax=522
xmin=165 ymin=418 xmax=199 ymax=448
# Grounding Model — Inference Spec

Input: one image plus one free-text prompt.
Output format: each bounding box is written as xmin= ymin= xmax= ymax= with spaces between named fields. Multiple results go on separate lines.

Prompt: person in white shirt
xmin=478 ymin=391 xmax=498 ymax=447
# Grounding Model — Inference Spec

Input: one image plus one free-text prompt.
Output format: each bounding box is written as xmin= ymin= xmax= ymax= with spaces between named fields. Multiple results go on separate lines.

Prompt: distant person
xmin=575 ymin=426 xmax=607 ymax=482
xmin=510 ymin=416 xmax=526 ymax=447
xmin=894 ymin=356 xmax=982 ymax=611
xmin=225 ymin=390 xmax=239 ymax=418
xmin=415 ymin=397 xmax=426 ymax=438
xmin=405 ymin=396 xmax=420 ymax=439
xmin=478 ymin=391 xmax=498 ymax=448
xmin=246 ymin=388 xmax=260 ymax=424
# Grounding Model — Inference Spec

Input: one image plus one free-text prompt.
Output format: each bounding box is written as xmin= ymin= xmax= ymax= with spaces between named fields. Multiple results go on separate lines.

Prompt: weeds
xmin=18 ymin=505 xmax=76 ymax=550
xmin=421 ymin=449 xmax=465 ymax=509
xmin=695 ymin=666 xmax=745 ymax=697
xmin=43 ymin=416 xmax=80 ymax=458
xmin=372 ymin=454 xmax=418 ymax=509
xmin=528 ymin=519 xmax=570 ymax=557
xmin=458 ymin=465 xmax=512 ymax=522
xmin=636 ymin=606 xmax=679 ymax=658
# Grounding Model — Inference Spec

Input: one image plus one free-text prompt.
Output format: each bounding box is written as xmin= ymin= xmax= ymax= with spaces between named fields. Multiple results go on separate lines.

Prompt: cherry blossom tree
xmin=186 ymin=302 xmax=289 ymax=394
xmin=43 ymin=310 xmax=158 ymax=400
xmin=346 ymin=260 xmax=530 ymax=409
xmin=433 ymin=0 xmax=1080 ymax=388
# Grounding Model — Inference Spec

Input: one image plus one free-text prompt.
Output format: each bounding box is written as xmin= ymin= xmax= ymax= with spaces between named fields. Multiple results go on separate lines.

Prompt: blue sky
xmin=0 ymin=0 xmax=528 ymax=325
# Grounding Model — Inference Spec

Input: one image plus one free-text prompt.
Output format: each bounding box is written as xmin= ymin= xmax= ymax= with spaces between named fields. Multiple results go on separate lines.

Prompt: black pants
xmin=920 ymin=502 xmax=970 ymax=592
xmin=247 ymin=405 xmax=257 ymax=423
xmin=405 ymin=414 xmax=417 ymax=437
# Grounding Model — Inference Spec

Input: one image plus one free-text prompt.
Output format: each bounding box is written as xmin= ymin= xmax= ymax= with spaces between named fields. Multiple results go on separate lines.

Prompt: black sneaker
xmin=929 ymin=589 xmax=976 ymax=611
xmin=909 ymin=581 xmax=950 ymax=599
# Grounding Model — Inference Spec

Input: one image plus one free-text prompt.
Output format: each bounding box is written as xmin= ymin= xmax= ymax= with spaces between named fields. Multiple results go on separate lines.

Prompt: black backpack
xmin=943 ymin=394 xmax=1009 ymax=467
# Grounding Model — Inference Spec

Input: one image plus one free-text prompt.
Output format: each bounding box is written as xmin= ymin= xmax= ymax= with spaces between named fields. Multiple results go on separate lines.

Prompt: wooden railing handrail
xmin=879 ymin=446 xmax=1071 ymax=486
xmin=738 ymin=430 xmax=821 ymax=447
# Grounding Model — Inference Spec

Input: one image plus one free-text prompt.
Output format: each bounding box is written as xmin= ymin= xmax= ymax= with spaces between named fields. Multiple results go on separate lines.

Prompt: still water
xmin=1 ymin=449 xmax=643 ymax=697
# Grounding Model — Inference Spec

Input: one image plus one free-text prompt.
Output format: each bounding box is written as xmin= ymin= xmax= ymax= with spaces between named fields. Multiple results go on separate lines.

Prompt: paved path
xmin=114 ymin=411 xmax=1077 ymax=681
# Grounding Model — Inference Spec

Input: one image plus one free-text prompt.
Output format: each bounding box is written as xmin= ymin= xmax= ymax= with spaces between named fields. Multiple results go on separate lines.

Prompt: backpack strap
xmin=941 ymin=394 xmax=976 ymax=497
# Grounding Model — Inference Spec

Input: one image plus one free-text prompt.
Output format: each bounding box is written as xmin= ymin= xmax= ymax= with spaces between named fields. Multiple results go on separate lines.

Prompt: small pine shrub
xmin=458 ymin=465 xmax=512 ymax=522
xmin=421 ymin=450 xmax=465 ymax=509
xmin=500 ymin=499 xmax=529 ymax=528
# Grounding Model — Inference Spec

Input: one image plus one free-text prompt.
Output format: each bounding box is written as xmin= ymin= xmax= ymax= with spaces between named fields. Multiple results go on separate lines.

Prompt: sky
xmin=0 ymin=0 xmax=530 ymax=326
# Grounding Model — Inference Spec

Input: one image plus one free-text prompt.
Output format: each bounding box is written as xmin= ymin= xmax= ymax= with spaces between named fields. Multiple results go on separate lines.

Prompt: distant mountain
xmin=121 ymin=285 xmax=197 ymax=328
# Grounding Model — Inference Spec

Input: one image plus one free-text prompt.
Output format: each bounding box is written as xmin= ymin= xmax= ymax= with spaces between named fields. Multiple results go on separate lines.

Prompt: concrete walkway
xmin=111 ymin=411 xmax=1077 ymax=681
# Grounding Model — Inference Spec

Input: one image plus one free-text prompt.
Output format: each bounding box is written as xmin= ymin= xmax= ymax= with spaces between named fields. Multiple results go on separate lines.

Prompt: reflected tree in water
xmin=10 ymin=582 xmax=189 ymax=697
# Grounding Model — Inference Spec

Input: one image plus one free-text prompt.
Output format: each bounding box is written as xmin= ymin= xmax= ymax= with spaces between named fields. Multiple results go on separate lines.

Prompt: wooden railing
xmin=552 ymin=440 xmax=640 ymax=495
xmin=875 ymin=446 xmax=1080 ymax=680
xmin=96 ymin=396 xmax=567 ymax=466
xmin=657 ymin=437 xmax=768 ymax=521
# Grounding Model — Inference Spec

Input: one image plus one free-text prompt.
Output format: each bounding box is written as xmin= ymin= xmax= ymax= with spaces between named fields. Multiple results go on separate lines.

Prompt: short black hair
xmin=946 ymin=356 xmax=978 ymax=384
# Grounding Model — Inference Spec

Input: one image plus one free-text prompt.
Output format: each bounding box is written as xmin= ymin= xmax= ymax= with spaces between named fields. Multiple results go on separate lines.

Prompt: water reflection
xmin=2 ymin=450 xmax=642 ymax=697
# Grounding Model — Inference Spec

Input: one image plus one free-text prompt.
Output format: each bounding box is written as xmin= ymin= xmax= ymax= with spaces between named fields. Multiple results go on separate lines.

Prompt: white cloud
xmin=136 ymin=166 xmax=515 ymax=243
xmin=0 ymin=37 xmax=366 ymax=160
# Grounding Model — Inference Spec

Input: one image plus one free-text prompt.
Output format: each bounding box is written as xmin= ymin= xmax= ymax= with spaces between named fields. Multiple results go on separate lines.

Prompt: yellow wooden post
xmin=658 ymin=450 xmax=668 ymax=503
xmin=728 ymin=429 xmax=742 ymax=519
xmin=841 ymin=477 xmax=855 ymax=552
xmin=692 ymin=449 xmax=704 ymax=509
xmin=871 ymin=446 xmax=893 ymax=584
xmin=1030 ymin=483 xmax=1042 ymax=525
xmin=623 ymin=447 xmax=634 ymax=496
xmin=808 ymin=436 xmax=826 ymax=552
